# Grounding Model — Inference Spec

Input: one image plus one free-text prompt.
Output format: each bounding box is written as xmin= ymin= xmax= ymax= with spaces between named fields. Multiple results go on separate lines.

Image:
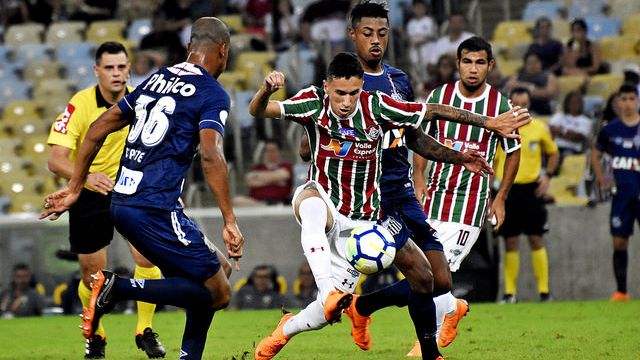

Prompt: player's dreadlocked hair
xmin=327 ymin=52 xmax=364 ymax=80
xmin=350 ymin=1 xmax=389 ymax=29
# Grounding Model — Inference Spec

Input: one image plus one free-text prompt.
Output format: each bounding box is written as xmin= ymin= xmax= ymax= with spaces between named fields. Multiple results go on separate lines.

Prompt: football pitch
xmin=0 ymin=300 xmax=638 ymax=359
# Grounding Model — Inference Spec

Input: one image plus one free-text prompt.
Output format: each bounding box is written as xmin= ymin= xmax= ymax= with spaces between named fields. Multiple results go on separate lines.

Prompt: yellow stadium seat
xmin=599 ymin=36 xmax=637 ymax=61
xmin=86 ymin=20 xmax=126 ymax=43
xmin=609 ymin=0 xmax=640 ymax=20
xmin=218 ymin=15 xmax=244 ymax=34
xmin=0 ymin=138 xmax=22 ymax=156
xmin=9 ymin=193 xmax=44 ymax=213
xmin=13 ymin=119 xmax=50 ymax=137
xmin=497 ymin=59 xmax=522 ymax=77
xmin=33 ymin=79 xmax=75 ymax=107
xmin=622 ymin=13 xmax=640 ymax=36
xmin=551 ymin=19 xmax=570 ymax=42
xmin=46 ymin=21 xmax=86 ymax=46
xmin=558 ymin=75 xmax=586 ymax=100
xmin=4 ymin=177 xmax=46 ymax=196
xmin=53 ymin=283 xmax=68 ymax=306
xmin=230 ymin=33 xmax=265 ymax=53
xmin=558 ymin=154 xmax=587 ymax=185
xmin=3 ymin=100 xmax=39 ymax=121
xmin=508 ymin=40 xmax=532 ymax=62
xmin=21 ymin=135 xmax=49 ymax=160
xmin=234 ymin=51 xmax=276 ymax=90
xmin=547 ymin=177 xmax=588 ymax=206
xmin=0 ymin=157 xmax=30 ymax=176
xmin=587 ymin=74 xmax=624 ymax=100
xmin=218 ymin=71 xmax=246 ymax=92
xmin=4 ymin=23 xmax=44 ymax=46
xmin=23 ymin=61 xmax=63 ymax=85
xmin=40 ymin=98 xmax=68 ymax=120
xmin=493 ymin=21 xmax=533 ymax=45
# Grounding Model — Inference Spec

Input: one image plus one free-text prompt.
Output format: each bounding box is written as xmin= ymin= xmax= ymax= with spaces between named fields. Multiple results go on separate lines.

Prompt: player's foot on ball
xmin=437 ymin=299 xmax=469 ymax=347
xmin=610 ymin=291 xmax=631 ymax=302
xmin=84 ymin=335 xmax=106 ymax=359
xmin=345 ymin=294 xmax=371 ymax=350
xmin=136 ymin=327 xmax=166 ymax=358
xmin=323 ymin=290 xmax=353 ymax=324
xmin=405 ymin=340 xmax=421 ymax=357
xmin=255 ymin=312 xmax=294 ymax=360
xmin=81 ymin=270 xmax=117 ymax=339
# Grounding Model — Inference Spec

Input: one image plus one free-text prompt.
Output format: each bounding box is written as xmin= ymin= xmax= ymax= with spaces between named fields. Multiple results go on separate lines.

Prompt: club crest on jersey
xmin=365 ymin=126 xmax=380 ymax=140
xmin=321 ymin=139 xmax=352 ymax=157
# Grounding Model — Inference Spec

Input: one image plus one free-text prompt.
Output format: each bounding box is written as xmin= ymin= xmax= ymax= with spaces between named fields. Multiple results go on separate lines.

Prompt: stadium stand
xmin=522 ymin=1 xmax=563 ymax=22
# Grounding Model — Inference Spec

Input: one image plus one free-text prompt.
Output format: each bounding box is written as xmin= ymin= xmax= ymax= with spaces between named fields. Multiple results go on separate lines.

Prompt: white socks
xmin=282 ymin=299 xmax=328 ymax=338
xmin=298 ymin=197 xmax=333 ymax=303
xmin=433 ymin=291 xmax=458 ymax=336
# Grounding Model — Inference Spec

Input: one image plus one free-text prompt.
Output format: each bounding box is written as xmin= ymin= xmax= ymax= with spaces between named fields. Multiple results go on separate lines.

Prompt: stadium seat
xmin=13 ymin=119 xmax=50 ymax=137
xmin=551 ymin=18 xmax=571 ymax=42
xmin=2 ymin=100 xmax=39 ymax=121
xmin=567 ymin=0 xmax=605 ymax=20
xmin=86 ymin=20 xmax=126 ymax=43
xmin=40 ymin=97 xmax=69 ymax=120
xmin=230 ymin=33 xmax=265 ymax=54
xmin=217 ymin=71 xmax=245 ymax=92
xmin=11 ymin=43 xmax=51 ymax=63
xmin=599 ymin=36 xmax=636 ymax=61
xmin=0 ymin=45 xmax=11 ymax=62
xmin=0 ymin=80 xmax=31 ymax=108
xmin=233 ymin=51 xmax=277 ymax=90
xmin=607 ymin=0 xmax=640 ymax=21
xmin=218 ymin=15 xmax=244 ymax=34
xmin=587 ymin=74 xmax=624 ymax=100
xmin=63 ymin=58 xmax=96 ymax=88
xmin=233 ymin=91 xmax=257 ymax=128
xmin=4 ymin=176 xmax=46 ymax=196
xmin=276 ymin=48 xmax=318 ymax=90
xmin=9 ymin=193 xmax=44 ymax=213
xmin=127 ymin=18 xmax=152 ymax=45
xmin=55 ymin=41 xmax=96 ymax=64
xmin=45 ymin=21 xmax=86 ymax=47
xmin=387 ymin=0 xmax=406 ymax=29
xmin=23 ymin=61 xmax=63 ymax=85
xmin=497 ymin=59 xmax=522 ymax=77
xmin=0 ymin=156 xmax=30 ymax=176
xmin=4 ymin=23 xmax=44 ymax=46
xmin=558 ymin=154 xmax=587 ymax=184
xmin=522 ymin=1 xmax=563 ymax=21
xmin=507 ymin=40 xmax=531 ymax=62
xmin=622 ymin=13 xmax=640 ymax=36
xmin=0 ymin=138 xmax=22 ymax=157
xmin=584 ymin=17 xmax=621 ymax=42
xmin=557 ymin=75 xmax=586 ymax=100
xmin=493 ymin=21 xmax=533 ymax=45
xmin=0 ymin=62 xmax=20 ymax=82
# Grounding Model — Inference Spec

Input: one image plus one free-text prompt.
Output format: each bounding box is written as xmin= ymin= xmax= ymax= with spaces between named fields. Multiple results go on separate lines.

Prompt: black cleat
xmin=136 ymin=328 xmax=167 ymax=358
xmin=81 ymin=270 xmax=117 ymax=339
xmin=85 ymin=335 xmax=106 ymax=359
xmin=500 ymin=294 xmax=517 ymax=304
xmin=540 ymin=293 xmax=552 ymax=302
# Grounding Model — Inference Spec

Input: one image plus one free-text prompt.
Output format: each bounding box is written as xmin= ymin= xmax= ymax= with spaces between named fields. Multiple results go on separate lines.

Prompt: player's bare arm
xmin=40 ymin=105 xmax=130 ymax=221
xmin=249 ymin=71 xmax=286 ymax=119
xmin=412 ymin=151 xmax=430 ymax=203
xmin=490 ymin=149 xmax=520 ymax=230
xmin=425 ymin=104 xmax=531 ymax=139
xmin=200 ymin=128 xmax=244 ymax=271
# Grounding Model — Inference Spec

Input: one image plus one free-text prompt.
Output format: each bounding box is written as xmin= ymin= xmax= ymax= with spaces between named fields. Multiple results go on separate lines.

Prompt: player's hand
xmin=487 ymin=106 xmax=532 ymax=139
xmin=86 ymin=172 xmax=114 ymax=195
xmin=461 ymin=150 xmax=494 ymax=177
xmin=413 ymin=177 xmax=430 ymax=205
xmin=263 ymin=71 xmax=285 ymax=95
xmin=596 ymin=176 xmax=613 ymax=192
xmin=535 ymin=174 xmax=551 ymax=197
xmin=39 ymin=187 xmax=81 ymax=221
xmin=488 ymin=197 xmax=506 ymax=230
xmin=222 ymin=221 xmax=244 ymax=271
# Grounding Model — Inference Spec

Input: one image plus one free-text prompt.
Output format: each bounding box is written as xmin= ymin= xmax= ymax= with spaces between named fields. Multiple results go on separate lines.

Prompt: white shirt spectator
xmin=407 ymin=15 xmax=437 ymax=69
xmin=548 ymin=112 xmax=593 ymax=153
xmin=428 ymin=31 xmax=474 ymax=65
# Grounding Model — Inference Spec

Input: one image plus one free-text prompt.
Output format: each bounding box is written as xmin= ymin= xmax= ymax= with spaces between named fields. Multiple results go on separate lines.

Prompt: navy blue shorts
xmin=610 ymin=193 xmax=640 ymax=238
xmin=111 ymin=204 xmax=221 ymax=282
xmin=380 ymin=195 xmax=443 ymax=252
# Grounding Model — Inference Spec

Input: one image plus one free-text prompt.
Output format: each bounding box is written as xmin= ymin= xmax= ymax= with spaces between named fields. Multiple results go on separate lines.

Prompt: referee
xmin=494 ymin=87 xmax=559 ymax=303
xmin=47 ymin=42 xmax=166 ymax=359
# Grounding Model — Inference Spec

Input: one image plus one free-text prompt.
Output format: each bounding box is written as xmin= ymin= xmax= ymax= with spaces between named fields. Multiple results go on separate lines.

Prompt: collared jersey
xmin=279 ymin=85 xmax=426 ymax=221
xmin=364 ymin=63 xmax=417 ymax=200
xmin=47 ymin=85 xmax=132 ymax=191
xmin=495 ymin=119 xmax=558 ymax=184
xmin=113 ymin=62 xmax=231 ymax=211
xmin=595 ymin=118 xmax=640 ymax=196
xmin=423 ymin=81 xmax=520 ymax=226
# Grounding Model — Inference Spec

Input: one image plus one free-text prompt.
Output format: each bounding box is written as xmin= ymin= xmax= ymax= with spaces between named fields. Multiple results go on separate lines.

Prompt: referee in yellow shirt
xmin=47 ymin=42 xmax=165 ymax=359
xmin=494 ymin=87 xmax=559 ymax=303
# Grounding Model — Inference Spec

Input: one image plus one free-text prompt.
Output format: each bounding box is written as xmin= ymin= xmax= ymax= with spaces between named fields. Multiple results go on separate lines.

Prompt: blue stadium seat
xmin=233 ymin=91 xmax=255 ymax=128
xmin=55 ymin=41 xmax=96 ymax=64
xmin=523 ymin=1 xmax=563 ymax=21
xmin=568 ymin=0 xmax=605 ymax=20
xmin=388 ymin=0 xmax=407 ymax=28
xmin=276 ymin=48 xmax=318 ymax=91
xmin=11 ymin=44 xmax=51 ymax=63
xmin=127 ymin=18 xmax=152 ymax=45
xmin=585 ymin=17 xmax=621 ymax=41
xmin=0 ymin=63 xmax=20 ymax=82
xmin=0 ymin=80 xmax=30 ymax=108
xmin=64 ymin=58 xmax=96 ymax=89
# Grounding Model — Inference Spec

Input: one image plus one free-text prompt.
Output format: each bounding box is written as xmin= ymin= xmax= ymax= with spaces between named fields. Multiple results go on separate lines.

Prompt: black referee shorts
xmin=68 ymin=188 xmax=114 ymax=254
xmin=499 ymin=182 xmax=548 ymax=238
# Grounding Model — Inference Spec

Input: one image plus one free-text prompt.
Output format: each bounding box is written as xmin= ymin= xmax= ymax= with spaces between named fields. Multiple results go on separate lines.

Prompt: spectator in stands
xmin=300 ymin=0 xmax=350 ymax=51
xmin=504 ymin=51 xmax=558 ymax=115
xmin=243 ymin=0 xmax=273 ymax=36
xmin=288 ymin=262 xmax=317 ymax=308
xmin=427 ymin=12 xmax=474 ymax=67
xmin=232 ymin=265 xmax=285 ymax=310
xmin=246 ymin=139 xmax=293 ymax=205
xmin=487 ymin=63 xmax=508 ymax=90
xmin=265 ymin=0 xmax=299 ymax=51
xmin=117 ymin=0 xmax=163 ymax=22
xmin=549 ymin=91 xmax=593 ymax=158
xmin=602 ymin=91 xmax=622 ymax=124
xmin=406 ymin=0 xmax=437 ymax=83
xmin=129 ymin=49 xmax=163 ymax=87
xmin=562 ymin=18 xmax=604 ymax=76
xmin=0 ymin=263 xmax=46 ymax=318
xmin=140 ymin=5 xmax=188 ymax=66
xmin=422 ymin=53 xmax=456 ymax=98
xmin=70 ymin=0 xmax=118 ymax=22
xmin=527 ymin=17 xmax=563 ymax=74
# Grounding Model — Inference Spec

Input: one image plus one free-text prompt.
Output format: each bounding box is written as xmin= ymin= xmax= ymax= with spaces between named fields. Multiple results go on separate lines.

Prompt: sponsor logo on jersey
xmin=444 ymin=138 xmax=485 ymax=155
xmin=53 ymin=103 xmax=75 ymax=134
xmin=339 ymin=127 xmax=356 ymax=137
xmin=321 ymin=139 xmax=352 ymax=157
xmin=612 ymin=156 xmax=640 ymax=171
xmin=346 ymin=267 xmax=360 ymax=278
xmin=143 ymin=74 xmax=197 ymax=97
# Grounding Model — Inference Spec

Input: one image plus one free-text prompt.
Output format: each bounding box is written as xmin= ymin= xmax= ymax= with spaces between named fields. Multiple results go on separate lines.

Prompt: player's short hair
xmin=510 ymin=86 xmax=531 ymax=99
xmin=327 ymin=52 xmax=364 ymax=81
xmin=350 ymin=1 xmax=389 ymax=28
xmin=619 ymin=83 xmax=638 ymax=96
xmin=457 ymin=36 xmax=493 ymax=61
xmin=190 ymin=17 xmax=230 ymax=47
xmin=95 ymin=41 xmax=128 ymax=64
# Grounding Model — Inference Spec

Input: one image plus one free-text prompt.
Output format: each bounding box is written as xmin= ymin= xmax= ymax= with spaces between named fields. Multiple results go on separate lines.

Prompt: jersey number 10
xmin=128 ymin=94 xmax=176 ymax=146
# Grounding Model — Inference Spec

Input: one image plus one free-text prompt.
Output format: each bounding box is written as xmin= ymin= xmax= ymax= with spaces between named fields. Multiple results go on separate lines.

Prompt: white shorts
xmin=292 ymin=181 xmax=371 ymax=292
xmin=429 ymin=219 xmax=481 ymax=272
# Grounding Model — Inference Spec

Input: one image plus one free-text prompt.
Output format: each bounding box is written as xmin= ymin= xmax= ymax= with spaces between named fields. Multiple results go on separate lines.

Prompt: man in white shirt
xmin=427 ymin=13 xmax=474 ymax=67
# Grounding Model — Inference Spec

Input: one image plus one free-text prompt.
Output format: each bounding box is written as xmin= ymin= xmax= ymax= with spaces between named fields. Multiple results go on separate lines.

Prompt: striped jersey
xmin=423 ymin=81 xmax=520 ymax=226
xmin=279 ymin=85 xmax=426 ymax=221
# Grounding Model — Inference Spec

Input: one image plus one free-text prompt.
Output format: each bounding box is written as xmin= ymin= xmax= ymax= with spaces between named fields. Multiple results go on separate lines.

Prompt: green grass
xmin=0 ymin=300 xmax=638 ymax=359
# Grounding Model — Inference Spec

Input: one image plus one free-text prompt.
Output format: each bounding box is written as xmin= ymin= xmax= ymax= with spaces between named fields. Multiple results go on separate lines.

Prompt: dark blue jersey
xmin=595 ymin=118 xmax=640 ymax=196
xmin=112 ymin=62 xmax=230 ymax=210
xmin=364 ymin=64 xmax=416 ymax=200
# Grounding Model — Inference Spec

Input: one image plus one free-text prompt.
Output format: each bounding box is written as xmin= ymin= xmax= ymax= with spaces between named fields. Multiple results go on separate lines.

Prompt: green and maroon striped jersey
xmin=422 ymin=81 xmax=520 ymax=227
xmin=279 ymin=85 xmax=426 ymax=221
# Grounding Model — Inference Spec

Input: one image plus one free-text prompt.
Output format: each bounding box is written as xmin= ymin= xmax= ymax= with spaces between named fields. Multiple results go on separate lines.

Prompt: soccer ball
xmin=345 ymin=223 xmax=396 ymax=275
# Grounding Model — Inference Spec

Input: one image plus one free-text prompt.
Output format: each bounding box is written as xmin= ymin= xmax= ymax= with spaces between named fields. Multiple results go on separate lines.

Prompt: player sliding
xmin=250 ymin=52 xmax=530 ymax=360
xmin=40 ymin=18 xmax=243 ymax=360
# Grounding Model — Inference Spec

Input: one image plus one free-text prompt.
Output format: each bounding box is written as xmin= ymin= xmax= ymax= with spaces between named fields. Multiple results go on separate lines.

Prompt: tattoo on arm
xmin=406 ymin=128 xmax=464 ymax=165
xmin=425 ymin=104 xmax=488 ymax=128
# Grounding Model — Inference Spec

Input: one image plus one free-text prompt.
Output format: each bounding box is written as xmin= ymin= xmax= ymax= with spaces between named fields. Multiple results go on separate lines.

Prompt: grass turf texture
xmin=0 ymin=300 xmax=638 ymax=359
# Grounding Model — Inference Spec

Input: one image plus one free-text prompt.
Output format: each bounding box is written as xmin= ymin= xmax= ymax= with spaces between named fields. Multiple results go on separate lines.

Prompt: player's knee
xmin=406 ymin=266 xmax=434 ymax=294
xmin=210 ymin=281 xmax=231 ymax=310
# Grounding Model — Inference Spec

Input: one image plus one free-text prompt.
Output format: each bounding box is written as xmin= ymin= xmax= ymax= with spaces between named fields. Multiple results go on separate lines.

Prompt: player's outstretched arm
xmin=249 ymin=71 xmax=286 ymax=119
xmin=200 ymin=129 xmax=244 ymax=271
xmin=40 ymin=106 xmax=130 ymax=221
xmin=425 ymin=104 xmax=531 ymax=139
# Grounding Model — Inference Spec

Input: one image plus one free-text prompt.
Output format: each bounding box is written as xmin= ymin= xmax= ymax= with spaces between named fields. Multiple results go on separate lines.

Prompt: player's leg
xmin=522 ymin=183 xmax=550 ymax=301
xmin=609 ymin=195 xmax=633 ymax=301
xmin=78 ymin=251 xmax=109 ymax=359
xmin=499 ymin=184 xmax=528 ymax=303
xmin=528 ymin=235 xmax=550 ymax=301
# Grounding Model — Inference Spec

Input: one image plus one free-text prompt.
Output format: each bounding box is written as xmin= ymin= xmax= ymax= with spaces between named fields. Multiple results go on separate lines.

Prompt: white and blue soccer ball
xmin=345 ymin=223 xmax=396 ymax=275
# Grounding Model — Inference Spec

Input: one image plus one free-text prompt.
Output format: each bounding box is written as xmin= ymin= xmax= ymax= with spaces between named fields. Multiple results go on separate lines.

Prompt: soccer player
xmin=495 ymin=87 xmax=559 ymax=303
xmin=591 ymin=84 xmax=640 ymax=302
xmin=46 ymin=41 xmax=165 ymax=359
xmin=250 ymin=52 xmax=530 ymax=360
xmin=40 ymin=18 xmax=243 ymax=360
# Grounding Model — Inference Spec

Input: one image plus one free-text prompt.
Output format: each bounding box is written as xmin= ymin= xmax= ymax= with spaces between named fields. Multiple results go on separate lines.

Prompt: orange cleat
xmin=323 ymin=290 xmax=353 ymax=324
xmin=437 ymin=299 xmax=469 ymax=348
xmin=610 ymin=291 xmax=631 ymax=302
xmin=405 ymin=340 xmax=421 ymax=357
xmin=81 ymin=270 xmax=116 ymax=339
xmin=255 ymin=313 xmax=294 ymax=360
xmin=344 ymin=294 xmax=371 ymax=350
